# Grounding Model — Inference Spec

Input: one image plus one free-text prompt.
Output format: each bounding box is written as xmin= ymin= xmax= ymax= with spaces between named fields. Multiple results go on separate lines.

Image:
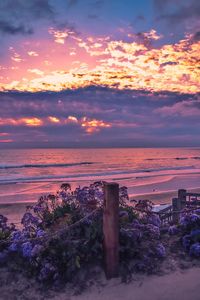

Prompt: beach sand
xmin=72 ymin=268 xmax=200 ymax=300
xmin=1 ymin=266 xmax=200 ymax=300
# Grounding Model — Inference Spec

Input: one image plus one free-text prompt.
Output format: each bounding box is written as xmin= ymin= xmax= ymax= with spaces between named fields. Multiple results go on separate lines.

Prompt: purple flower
xmin=21 ymin=212 xmax=40 ymax=229
xmin=21 ymin=242 xmax=33 ymax=258
xmin=8 ymin=242 xmax=19 ymax=252
xmin=180 ymin=213 xmax=200 ymax=228
xmin=120 ymin=228 xmax=142 ymax=241
xmin=38 ymin=262 xmax=56 ymax=281
xmin=119 ymin=210 xmax=129 ymax=218
xmin=31 ymin=244 xmax=44 ymax=257
xmin=155 ymin=243 xmax=166 ymax=258
xmin=190 ymin=229 xmax=200 ymax=240
xmin=147 ymin=214 xmax=161 ymax=227
xmin=11 ymin=230 xmax=22 ymax=241
xmin=168 ymin=225 xmax=179 ymax=235
xmin=36 ymin=229 xmax=46 ymax=238
xmin=182 ymin=235 xmax=191 ymax=251
xmin=189 ymin=243 xmax=200 ymax=257
xmin=145 ymin=224 xmax=160 ymax=239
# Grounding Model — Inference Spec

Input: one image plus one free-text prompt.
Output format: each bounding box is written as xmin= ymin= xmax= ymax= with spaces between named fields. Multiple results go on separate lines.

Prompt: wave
xmin=0 ymin=165 xmax=196 ymax=185
xmin=0 ymin=162 xmax=93 ymax=170
xmin=146 ymin=157 xmax=200 ymax=161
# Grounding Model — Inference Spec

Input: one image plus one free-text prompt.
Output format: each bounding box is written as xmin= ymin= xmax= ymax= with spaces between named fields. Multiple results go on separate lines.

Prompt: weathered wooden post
xmin=103 ymin=182 xmax=119 ymax=279
xmin=172 ymin=197 xmax=182 ymax=223
xmin=178 ymin=189 xmax=187 ymax=208
xmin=172 ymin=189 xmax=187 ymax=223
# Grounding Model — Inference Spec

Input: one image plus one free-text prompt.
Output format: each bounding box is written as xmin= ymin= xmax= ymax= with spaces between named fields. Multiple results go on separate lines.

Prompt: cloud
xmin=0 ymin=0 xmax=55 ymax=36
xmin=154 ymin=0 xmax=200 ymax=33
xmin=0 ymin=20 xmax=33 ymax=35
xmin=1 ymin=32 xmax=199 ymax=94
xmin=0 ymin=87 xmax=199 ymax=147
xmin=27 ymin=51 xmax=39 ymax=57
xmin=155 ymin=98 xmax=200 ymax=117
xmin=67 ymin=0 xmax=79 ymax=8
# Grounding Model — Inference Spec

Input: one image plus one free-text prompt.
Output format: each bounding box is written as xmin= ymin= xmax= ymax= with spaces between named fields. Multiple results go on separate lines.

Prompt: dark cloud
xmin=154 ymin=0 xmax=200 ymax=30
xmin=0 ymin=20 xmax=33 ymax=35
xmin=67 ymin=0 xmax=79 ymax=8
xmin=0 ymin=87 xmax=200 ymax=147
xmin=88 ymin=14 xmax=99 ymax=19
xmin=160 ymin=61 xmax=178 ymax=67
xmin=0 ymin=0 xmax=55 ymax=36
xmin=192 ymin=31 xmax=200 ymax=42
xmin=91 ymin=0 xmax=104 ymax=9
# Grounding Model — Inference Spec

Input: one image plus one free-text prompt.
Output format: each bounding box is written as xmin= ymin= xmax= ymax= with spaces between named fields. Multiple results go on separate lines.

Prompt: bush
xmin=0 ymin=182 xmax=168 ymax=286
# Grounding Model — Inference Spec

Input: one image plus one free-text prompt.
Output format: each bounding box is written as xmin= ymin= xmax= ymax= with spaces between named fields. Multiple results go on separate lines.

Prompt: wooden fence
xmin=102 ymin=185 xmax=200 ymax=279
xmin=155 ymin=189 xmax=200 ymax=223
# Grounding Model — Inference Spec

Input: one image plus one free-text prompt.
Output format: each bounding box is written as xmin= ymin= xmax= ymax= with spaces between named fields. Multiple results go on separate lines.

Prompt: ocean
xmin=1 ymin=147 xmax=200 ymax=204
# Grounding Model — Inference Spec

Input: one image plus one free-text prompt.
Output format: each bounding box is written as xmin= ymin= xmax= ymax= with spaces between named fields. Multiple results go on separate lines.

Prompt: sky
xmin=0 ymin=0 xmax=200 ymax=148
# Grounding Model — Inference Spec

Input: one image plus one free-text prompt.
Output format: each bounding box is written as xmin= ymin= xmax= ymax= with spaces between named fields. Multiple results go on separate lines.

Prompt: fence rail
xmin=155 ymin=189 xmax=200 ymax=223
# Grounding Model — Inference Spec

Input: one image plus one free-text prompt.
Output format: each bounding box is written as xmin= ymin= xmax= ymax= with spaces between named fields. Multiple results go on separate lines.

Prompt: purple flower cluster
xmin=38 ymin=262 xmax=57 ymax=282
xmin=145 ymin=224 xmax=160 ymax=239
xmin=22 ymin=242 xmax=33 ymax=258
xmin=180 ymin=213 xmax=200 ymax=229
xmin=182 ymin=226 xmax=200 ymax=254
xmin=21 ymin=212 xmax=41 ymax=231
xmin=168 ymin=225 xmax=179 ymax=235
xmin=147 ymin=214 xmax=161 ymax=227
xmin=189 ymin=243 xmax=200 ymax=257
xmin=155 ymin=243 xmax=166 ymax=258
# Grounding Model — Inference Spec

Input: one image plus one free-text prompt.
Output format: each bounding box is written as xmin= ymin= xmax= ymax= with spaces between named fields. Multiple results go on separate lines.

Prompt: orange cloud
xmin=66 ymin=115 xmax=78 ymax=123
xmin=0 ymin=116 xmax=111 ymax=134
xmin=1 ymin=32 xmax=199 ymax=94
xmin=27 ymin=51 xmax=39 ymax=57
xmin=81 ymin=117 xmax=111 ymax=133
xmin=48 ymin=116 xmax=60 ymax=123
xmin=28 ymin=69 xmax=44 ymax=75
xmin=0 ymin=117 xmax=43 ymax=127
xmin=48 ymin=28 xmax=71 ymax=44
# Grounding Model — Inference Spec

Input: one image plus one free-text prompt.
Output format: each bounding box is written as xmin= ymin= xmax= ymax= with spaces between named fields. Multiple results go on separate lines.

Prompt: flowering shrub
xmin=0 ymin=182 xmax=168 ymax=286
xmin=179 ymin=209 xmax=200 ymax=257
xmin=0 ymin=214 xmax=15 ymax=241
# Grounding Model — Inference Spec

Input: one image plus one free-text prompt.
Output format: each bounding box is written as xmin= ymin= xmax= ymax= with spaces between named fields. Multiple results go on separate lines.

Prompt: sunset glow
xmin=0 ymin=0 xmax=199 ymax=147
xmin=0 ymin=32 xmax=199 ymax=94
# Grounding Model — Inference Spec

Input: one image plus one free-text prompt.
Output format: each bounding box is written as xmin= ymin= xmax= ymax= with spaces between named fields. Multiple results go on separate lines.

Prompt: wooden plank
xmin=103 ymin=182 xmax=119 ymax=279
xmin=186 ymin=193 xmax=200 ymax=197
xmin=178 ymin=189 xmax=187 ymax=207
xmin=172 ymin=197 xmax=182 ymax=223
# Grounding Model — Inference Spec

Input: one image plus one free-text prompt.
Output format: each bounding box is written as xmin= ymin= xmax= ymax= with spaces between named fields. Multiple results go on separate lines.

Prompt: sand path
xmin=70 ymin=268 xmax=200 ymax=300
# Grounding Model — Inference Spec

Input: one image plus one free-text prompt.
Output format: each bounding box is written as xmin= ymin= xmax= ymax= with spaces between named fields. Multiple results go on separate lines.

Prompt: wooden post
xmin=172 ymin=197 xmax=182 ymax=223
xmin=103 ymin=182 xmax=119 ymax=279
xmin=178 ymin=189 xmax=187 ymax=208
